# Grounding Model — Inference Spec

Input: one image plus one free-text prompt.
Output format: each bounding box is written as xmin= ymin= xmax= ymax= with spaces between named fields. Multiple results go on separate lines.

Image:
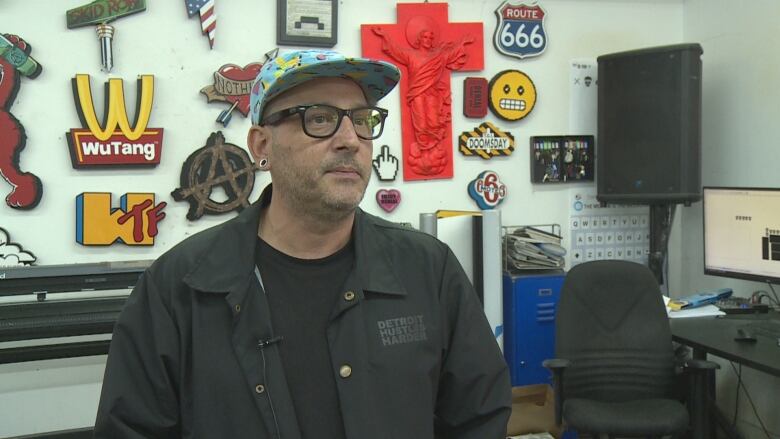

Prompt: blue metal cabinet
xmin=503 ymin=272 xmax=565 ymax=386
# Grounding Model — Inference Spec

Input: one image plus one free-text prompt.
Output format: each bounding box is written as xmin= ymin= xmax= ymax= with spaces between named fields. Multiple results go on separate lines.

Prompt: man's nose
xmin=332 ymin=114 xmax=362 ymax=150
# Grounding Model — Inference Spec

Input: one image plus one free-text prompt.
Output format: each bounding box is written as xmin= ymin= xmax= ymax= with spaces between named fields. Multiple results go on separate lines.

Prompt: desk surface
xmin=670 ymin=313 xmax=780 ymax=378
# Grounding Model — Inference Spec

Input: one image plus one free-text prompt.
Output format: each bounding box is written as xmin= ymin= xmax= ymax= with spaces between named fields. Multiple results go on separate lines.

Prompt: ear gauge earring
xmin=258 ymin=158 xmax=269 ymax=169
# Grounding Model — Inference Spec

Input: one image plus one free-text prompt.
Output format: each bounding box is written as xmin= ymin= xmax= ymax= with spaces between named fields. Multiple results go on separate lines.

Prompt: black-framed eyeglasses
xmin=261 ymin=104 xmax=389 ymax=140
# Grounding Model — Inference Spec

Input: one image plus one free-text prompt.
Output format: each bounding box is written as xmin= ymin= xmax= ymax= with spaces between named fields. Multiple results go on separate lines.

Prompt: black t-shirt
xmin=255 ymin=237 xmax=354 ymax=439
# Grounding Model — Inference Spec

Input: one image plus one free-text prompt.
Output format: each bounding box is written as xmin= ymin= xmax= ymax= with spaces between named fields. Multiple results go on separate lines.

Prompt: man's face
xmin=260 ymin=77 xmax=373 ymax=218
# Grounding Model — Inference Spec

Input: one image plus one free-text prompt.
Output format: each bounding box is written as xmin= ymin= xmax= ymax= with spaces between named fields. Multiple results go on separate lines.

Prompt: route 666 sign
xmin=494 ymin=1 xmax=547 ymax=60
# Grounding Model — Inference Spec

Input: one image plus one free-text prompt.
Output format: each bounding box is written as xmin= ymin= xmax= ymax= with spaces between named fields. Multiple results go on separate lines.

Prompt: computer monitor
xmin=703 ymin=187 xmax=780 ymax=284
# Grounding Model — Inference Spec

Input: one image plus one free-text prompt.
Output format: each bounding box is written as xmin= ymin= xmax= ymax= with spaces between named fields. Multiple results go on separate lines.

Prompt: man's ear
xmin=247 ymin=125 xmax=272 ymax=166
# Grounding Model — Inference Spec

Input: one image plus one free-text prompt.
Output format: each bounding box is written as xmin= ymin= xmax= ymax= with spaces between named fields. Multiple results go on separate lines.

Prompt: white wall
xmin=672 ymin=0 xmax=780 ymax=438
xmin=0 ymin=0 xmax=686 ymax=435
xmin=0 ymin=0 xmax=682 ymax=265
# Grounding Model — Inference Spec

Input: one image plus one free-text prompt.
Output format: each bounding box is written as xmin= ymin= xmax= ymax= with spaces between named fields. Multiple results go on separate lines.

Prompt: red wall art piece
xmin=0 ymin=33 xmax=43 ymax=210
xmin=463 ymin=77 xmax=488 ymax=118
xmin=362 ymin=3 xmax=483 ymax=181
xmin=67 ymin=74 xmax=164 ymax=169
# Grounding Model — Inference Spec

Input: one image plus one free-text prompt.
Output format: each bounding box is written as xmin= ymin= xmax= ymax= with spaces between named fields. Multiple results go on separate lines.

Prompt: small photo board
xmin=530 ymin=135 xmax=594 ymax=183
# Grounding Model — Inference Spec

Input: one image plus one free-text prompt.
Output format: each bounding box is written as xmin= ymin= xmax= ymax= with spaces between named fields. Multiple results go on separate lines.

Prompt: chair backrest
xmin=556 ymin=260 xmax=675 ymax=403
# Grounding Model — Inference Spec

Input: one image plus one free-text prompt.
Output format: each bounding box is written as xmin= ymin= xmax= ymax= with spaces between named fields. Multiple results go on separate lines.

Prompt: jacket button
xmin=339 ymin=364 xmax=352 ymax=378
xmin=343 ymin=291 xmax=355 ymax=301
xmin=255 ymin=384 xmax=265 ymax=394
xmin=235 ymin=304 xmax=241 ymax=313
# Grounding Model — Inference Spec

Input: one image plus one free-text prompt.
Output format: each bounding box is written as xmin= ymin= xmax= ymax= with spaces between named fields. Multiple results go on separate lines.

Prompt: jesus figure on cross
xmin=371 ymin=18 xmax=474 ymax=177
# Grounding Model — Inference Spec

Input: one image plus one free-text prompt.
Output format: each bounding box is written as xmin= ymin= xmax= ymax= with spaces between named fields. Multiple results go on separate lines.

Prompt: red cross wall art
xmin=362 ymin=3 xmax=483 ymax=181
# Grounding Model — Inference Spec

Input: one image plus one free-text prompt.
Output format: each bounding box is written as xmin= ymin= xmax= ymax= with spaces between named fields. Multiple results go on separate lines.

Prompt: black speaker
xmin=597 ymin=43 xmax=703 ymax=205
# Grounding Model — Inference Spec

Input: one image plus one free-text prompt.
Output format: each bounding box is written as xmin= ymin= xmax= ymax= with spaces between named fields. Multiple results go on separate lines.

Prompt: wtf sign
xmin=76 ymin=192 xmax=166 ymax=245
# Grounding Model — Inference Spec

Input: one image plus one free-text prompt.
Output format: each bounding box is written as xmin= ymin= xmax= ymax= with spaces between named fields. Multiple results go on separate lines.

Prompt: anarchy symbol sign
xmin=172 ymin=131 xmax=256 ymax=220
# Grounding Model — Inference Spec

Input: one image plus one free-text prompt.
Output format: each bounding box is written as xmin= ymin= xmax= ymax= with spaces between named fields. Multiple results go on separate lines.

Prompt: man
xmin=94 ymin=50 xmax=510 ymax=439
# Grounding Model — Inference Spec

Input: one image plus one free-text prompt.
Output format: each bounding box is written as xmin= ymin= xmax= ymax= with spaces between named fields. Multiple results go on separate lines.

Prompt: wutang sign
xmin=67 ymin=74 xmax=164 ymax=168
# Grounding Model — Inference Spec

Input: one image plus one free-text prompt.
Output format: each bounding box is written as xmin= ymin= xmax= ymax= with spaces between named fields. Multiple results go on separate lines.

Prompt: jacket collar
xmin=352 ymin=208 xmax=407 ymax=296
xmin=182 ymin=185 xmax=269 ymax=296
xmin=183 ymin=184 xmax=407 ymax=298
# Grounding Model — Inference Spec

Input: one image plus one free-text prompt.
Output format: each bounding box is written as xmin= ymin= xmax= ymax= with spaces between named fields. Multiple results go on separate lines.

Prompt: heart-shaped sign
xmin=201 ymin=62 xmax=263 ymax=117
xmin=217 ymin=63 xmax=263 ymax=115
xmin=376 ymin=189 xmax=401 ymax=213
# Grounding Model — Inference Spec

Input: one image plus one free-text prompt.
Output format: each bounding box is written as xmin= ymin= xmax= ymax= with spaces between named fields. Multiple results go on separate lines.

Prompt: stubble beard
xmin=273 ymin=153 xmax=369 ymax=224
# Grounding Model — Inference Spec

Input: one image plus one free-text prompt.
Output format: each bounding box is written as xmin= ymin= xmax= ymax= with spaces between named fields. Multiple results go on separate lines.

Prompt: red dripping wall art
xmin=0 ymin=33 xmax=43 ymax=210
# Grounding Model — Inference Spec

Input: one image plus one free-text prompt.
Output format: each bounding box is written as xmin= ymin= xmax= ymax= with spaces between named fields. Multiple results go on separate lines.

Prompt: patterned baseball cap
xmin=250 ymin=50 xmax=401 ymax=125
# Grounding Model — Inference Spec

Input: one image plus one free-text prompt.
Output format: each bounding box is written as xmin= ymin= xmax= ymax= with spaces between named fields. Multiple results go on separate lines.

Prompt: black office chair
xmin=544 ymin=260 xmax=715 ymax=438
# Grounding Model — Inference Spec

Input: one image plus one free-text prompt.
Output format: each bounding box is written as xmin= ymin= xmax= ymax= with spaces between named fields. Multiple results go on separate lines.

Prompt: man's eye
xmin=309 ymin=114 xmax=332 ymax=124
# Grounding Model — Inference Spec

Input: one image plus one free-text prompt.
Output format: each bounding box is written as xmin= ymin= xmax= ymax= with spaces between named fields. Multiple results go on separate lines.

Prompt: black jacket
xmin=94 ymin=188 xmax=511 ymax=438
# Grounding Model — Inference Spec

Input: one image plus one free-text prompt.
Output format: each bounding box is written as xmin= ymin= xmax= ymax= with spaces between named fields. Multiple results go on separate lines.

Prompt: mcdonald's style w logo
xmin=67 ymin=74 xmax=164 ymax=168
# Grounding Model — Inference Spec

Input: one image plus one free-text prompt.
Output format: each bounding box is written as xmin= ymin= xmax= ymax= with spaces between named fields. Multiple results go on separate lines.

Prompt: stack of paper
xmin=663 ymin=296 xmax=725 ymax=318
xmin=504 ymin=227 xmax=566 ymax=272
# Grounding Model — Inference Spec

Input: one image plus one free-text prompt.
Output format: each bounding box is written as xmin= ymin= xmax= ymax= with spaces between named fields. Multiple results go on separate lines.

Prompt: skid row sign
xmin=459 ymin=122 xmax=514 ymax=159
xmin=76 ymin=192 xmax=166 ymax=245
xmin=67 ymin=74 xmax=164 ymax=168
